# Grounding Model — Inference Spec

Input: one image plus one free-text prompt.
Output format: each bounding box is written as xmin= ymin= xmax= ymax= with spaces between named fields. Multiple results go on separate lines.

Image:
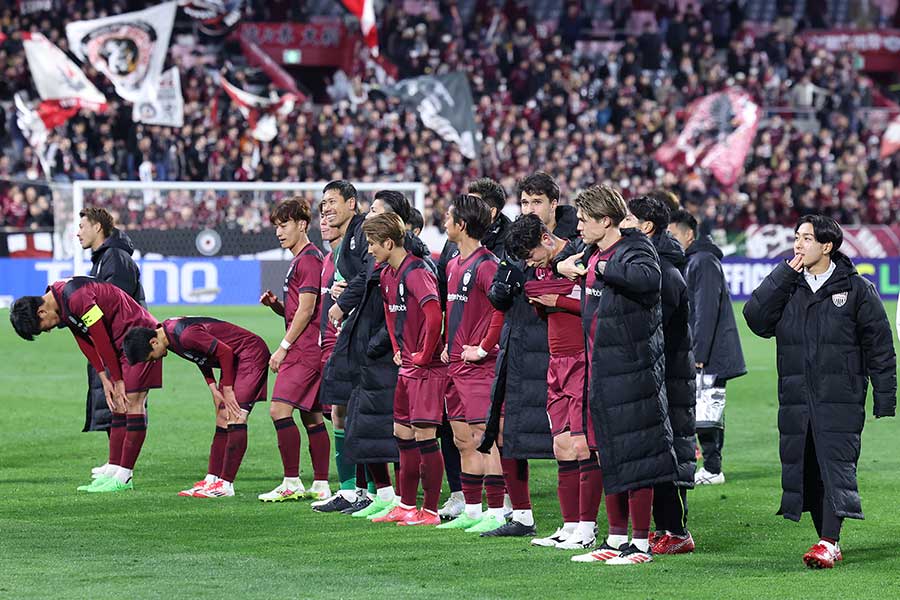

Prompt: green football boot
xmin=436 ymin=514 xmax=483 ymax=530
xmin=465 ymin=514 xmax=506 ymax=534
xmin=86 ymin=477 xmax=134 ymax=493
xmin=77 ymin=475 xmax=113 ymax=492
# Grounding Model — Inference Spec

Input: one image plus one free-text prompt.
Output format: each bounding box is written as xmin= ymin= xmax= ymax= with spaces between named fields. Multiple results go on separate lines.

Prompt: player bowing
xmin=123 ymin=317 xmax=269 ymax=497
xmin=259 ymin=198 xmax=331 ymax=502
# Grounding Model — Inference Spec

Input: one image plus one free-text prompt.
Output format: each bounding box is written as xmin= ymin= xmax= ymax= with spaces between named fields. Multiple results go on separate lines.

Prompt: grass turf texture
xmin=2 ymin=304 xmax=900 ymax=600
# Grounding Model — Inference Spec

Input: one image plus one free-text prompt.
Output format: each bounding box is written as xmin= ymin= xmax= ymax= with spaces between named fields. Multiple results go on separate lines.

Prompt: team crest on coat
xmin=350 ymin=237 xmax=356 ymax=250
xmin=832 ymin=292 xmax=848 ymax=307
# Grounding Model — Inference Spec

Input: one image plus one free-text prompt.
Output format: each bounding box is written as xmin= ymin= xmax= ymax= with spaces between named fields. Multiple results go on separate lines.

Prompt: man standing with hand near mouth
xmin=744 ymin=215 xmax=896 ymax=569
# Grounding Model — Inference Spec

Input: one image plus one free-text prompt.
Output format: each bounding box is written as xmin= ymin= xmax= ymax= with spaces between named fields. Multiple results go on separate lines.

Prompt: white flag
xmin=220 ymin=77 xmax=295 ymax=142
xmin=133 ymin=67 xmax=184 ymax=127
xmin=22 ymin=32 xmax=106 ymax=108
xmin=66 ymin=1 xmax=176 ymax=103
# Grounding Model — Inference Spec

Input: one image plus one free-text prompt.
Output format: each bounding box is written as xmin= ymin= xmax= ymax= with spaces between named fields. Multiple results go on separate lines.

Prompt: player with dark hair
xmin=258 ymin=197 xmax=330 ymax=502
xmin=362 ymin=213 xmax=446 ymax=526
xmin=407 ymin=208 xmax=425 ymax=237
xmin=10 ymin=278 xmax=161 ymax=493
xmin=436 ymin=194 xmax=508 ymax=533
xmin=622 ymin=196 xmax=698 ymax=555
xmin=122 ymin=318 xmax=269 ymax=497
xmin=76 ymin=206 xmax=145 ymax=479
xmin=744 ymin=215 xmax=896 ymax=569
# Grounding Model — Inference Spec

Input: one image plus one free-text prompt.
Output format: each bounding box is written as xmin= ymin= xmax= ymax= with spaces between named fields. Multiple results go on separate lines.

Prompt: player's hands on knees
xmin=112 ymin=379 xmax=127 ymax=412
xmin=330 ymin=280 xmax=348 ymax=300
xmin=269 ymin=348 xmax=287 ymax=373
xmin=393 ymin=351 xmax=402 ymax=366
xmin=209 ymin=383 xmax=226 ymax=405
xmin=441 ymin=347 xmax=449 ymax=364
xmin=558 ymin=251 xmax=587 ymax=280
xmin=222 ymin=386 xmax=242 ymax=422
xmin=101 ymin=376 xmax=117 ymax=412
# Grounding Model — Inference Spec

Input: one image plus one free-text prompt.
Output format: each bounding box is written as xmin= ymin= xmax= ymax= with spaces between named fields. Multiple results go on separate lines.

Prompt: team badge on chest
xmin=832 ymin=292 xmax=848 ymax=307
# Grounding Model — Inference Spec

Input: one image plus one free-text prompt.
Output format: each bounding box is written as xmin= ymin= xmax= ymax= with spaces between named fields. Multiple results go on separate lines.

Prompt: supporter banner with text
xmin=801 ymin=29 xmax=900 ymax=72
xmin=237 ymin=22 xmax=356 ymax=70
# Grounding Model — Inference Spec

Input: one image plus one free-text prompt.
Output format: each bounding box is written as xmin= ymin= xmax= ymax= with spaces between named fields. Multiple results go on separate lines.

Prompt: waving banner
xmin=179 ymin=0 xmax=243 ymax=36
xmin=133 ymin=67 xmax=184 ymax=127
xmin=382 ymin=72 xmax=479 ymax=160
xmin=655 ymin=87 xmax=761 ymax=187
xmin=66 ymin=1 xmax=176 ymax=103
xmin=220 ymin=77 xmax=296 ymax=142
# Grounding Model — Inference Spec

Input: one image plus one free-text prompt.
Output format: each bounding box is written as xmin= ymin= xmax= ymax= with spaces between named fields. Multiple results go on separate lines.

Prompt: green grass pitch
xmin=2 ymin=303 xmax=900 ymax=599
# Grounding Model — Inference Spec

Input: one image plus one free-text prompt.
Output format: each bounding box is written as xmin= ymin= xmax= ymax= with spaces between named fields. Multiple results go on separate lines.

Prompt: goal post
xmin=70 ymin=179 xmax=428 ymax=275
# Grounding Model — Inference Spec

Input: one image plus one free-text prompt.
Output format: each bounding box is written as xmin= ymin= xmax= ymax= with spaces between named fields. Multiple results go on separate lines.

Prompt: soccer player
xmin=436 ymin=194 xmax=507 ymax=534
xmin=744 ymin=215 xmax=896 ymax=569
xmin=362 ymin=213 xmax=446 ymax=526
xmin=10 ymin=277 xmax=161 ymax=492
xmin=502 ymin=214 xmax=601 ymax=549
xmin=76 ymin=207 xmax=145 ymax=478
xmin=122 ymin=317 xmax=269 ymax=497
xmin=622 ymin=195 xmax=697 ymax=555
xmin=258 ymin=198 xmax=331 ymax=502
xmin=557 ymin=184 xmax=677 ymax=565
xmin=668 ymin=209 xmax=746 ymax=485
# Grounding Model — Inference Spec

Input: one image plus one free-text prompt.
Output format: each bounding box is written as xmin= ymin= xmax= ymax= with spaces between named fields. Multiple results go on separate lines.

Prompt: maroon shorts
xmin=445 ymin=363 xmax=494 ymax=424
xmin=272 ymin=347 xmax=322 ymax=412
xmin=121 ymin=355 xmax=162 ymax=394
xmin=546 ymin=353 xmax=587 ymax=437
xmin=394 ymin=369 xmax=448 ymax=426
xmin=219 ymin=351 xmax=269 ymax=409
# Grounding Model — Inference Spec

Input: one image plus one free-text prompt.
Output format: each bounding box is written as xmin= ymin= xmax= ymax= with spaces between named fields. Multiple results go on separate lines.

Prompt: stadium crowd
xmin=2 ymin=0 xmax=900 ymax=234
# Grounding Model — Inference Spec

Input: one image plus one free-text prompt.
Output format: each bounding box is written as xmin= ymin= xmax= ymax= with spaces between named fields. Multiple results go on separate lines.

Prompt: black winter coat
xmin=84 ymin=229 xmax=145 ymax=432
xmin=654 ymin=232 xmax=697 ymax=487
xmin=743 ymin=254 xmax=896 ymax=520
xmin=684 ymin=236 xmax=746 ymax=381
xmin=485 ymin=205 xmax=579 ymax=459
xmin=334 ymin=213 xmax=369 ymax=314
xmin=584 ymin=229 xmax=678 ymax=495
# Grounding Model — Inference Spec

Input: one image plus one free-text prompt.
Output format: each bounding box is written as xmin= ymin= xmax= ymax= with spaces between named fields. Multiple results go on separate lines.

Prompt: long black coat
xmin=743 ymin=254 xmax=896 ymax=520
xmin=585 ymin=229 xmax=678 ymax=495
xmin=654 ymin=232 xmax=697 ymax=487
xmin=85 ymin=229 xmax=145 ymax=432
xmin=684 ymin=236 xmax=746 ymax=381
xmin=486 ymin=205 xmax=580 ymax=459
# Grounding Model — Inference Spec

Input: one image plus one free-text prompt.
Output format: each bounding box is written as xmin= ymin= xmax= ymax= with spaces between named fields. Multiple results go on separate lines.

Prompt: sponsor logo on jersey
xmin=387 ymin=304 xmax=408 ymax=313
xmin=585 ymin=287 xmax=603 ymax=297
xmin=447 ymin=293 xmax=468 ymax=303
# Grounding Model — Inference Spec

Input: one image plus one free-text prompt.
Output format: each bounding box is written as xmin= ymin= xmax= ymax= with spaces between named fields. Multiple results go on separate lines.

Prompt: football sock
xmin=109 ymin=413 xmax=126 ymax=466
xmin=274 ymin=417 xmax=300 ymax=478
xmin=579 ymin=453 xmax=604 ymax=523
xmin=607 ymin=534 xmax=629 ymax=548
xmin=120 ymin=413 xmax=147 ymax=470
xmin=633 ymin=538 xmax=651 ymax=552
xmin=563 ymin=522 xmax=578 ymax=533
xmin=465 ymin=503 xmax=483 ymax=519
xmin=334 ymin=429 xmax=356 ymax=490
xmin=207 ymin=426 xmax=228 ymax=479
xmin=417 ymin=438 xmax=444 ymax=513
xmin=605 ymin=492 xmax=630 ymax=537
xmin=376 ymin=485 xmax=395 ymax=502
xmin=221 ymin=424 xmax=248 ymax=483
xmin=397 ymin=437 xmax=421 ymax=507
xmin=204 ymin=474 xmax=218 ymax=484
xmin=113 ymin=466 xmax=133 ymax=485
xmin=513 ymin=509 xmax=534 ymax=526
xmin=484 ymin=474 xmax=505 ymax=510
xmin=306 ymin=422 xmax=331 ymax=481
xmin=557 ymin=460 xmax=580 ymax=523
xmin=576 ymin=520 xmax=596 ymax=539
xmin=460 ymin=472 xmax=484 ymax=508
xmin=368 ymin=463 xmax=392 ymax=489
xmin=629 ymin=486 xmax=654 ymax=541
xmin=284 ymin=476 xmax=301 ymax=487
xmin=500 ymin=456 xmax=532 ymax=510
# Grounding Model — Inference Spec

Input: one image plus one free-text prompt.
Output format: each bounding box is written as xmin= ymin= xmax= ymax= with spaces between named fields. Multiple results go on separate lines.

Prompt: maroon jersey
xmin=50 ymin=277 xmax=157 ymax=381
xmin=445 ymin=246 xmax=499 ymax=369
xmin=528 ymin=268 xmax=583 ymax=356
xmin=319 ymin=248 xmax=339 ymax=355
xmin=162 ymin=317 xmax=269 ymax=387
xmin=381 ymin=254 xmax=442 ymax=375
xmin=283 ymin=242 xmax=323 ymax=366
xmin=582 ymin=242 xmax=621 ymax=362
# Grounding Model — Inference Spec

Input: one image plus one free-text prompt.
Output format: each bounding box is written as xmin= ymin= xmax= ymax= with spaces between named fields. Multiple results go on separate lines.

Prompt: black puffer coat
xmin=743 ymin=254 xmax=896 ymax=520
xmin=84 ymin=229 xmax=145 ymax=432
xmin=653 ymin=232 xmax=697 ymax=487
xmin=584 ymin=229 xmax=678 ymax=495
xmin=486 ymin=206 xmax=580 ymax=459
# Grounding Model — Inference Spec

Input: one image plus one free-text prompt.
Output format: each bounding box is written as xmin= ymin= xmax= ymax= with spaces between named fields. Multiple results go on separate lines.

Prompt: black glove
xmin=477 ymin=426 xmax=498 ymax=454
xmin=488 ymin=260 xmax=525 ymax=312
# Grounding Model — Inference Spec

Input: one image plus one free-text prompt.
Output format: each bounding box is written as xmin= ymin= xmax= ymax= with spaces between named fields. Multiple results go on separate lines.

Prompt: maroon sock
xmin=557 ymin=460 xmax=580 ymax=523
xmin=460 ymin=472 xmax=484 ymax=506
xmin=367 ymin=463 xmax=392 ymax=489
xmin=221 ymin=424 xmax=248 ymax=483
xmin=109 ymin=413 xmax=126 ymax=466
xmin=417 ymin=438 xmax=444 ymax=513
xmin=306 ymin=422 xmax=331 ymax=481
xmin=274 ymin=417 xmax=300 ymax=478
xmin=605 ymin=491 xmax=630 ymax=536
xmin=628 ymin=487 xmax=654 ymax=539
xmin=579 ymin=453 xmax=604 ymax=523
xmin=822 ymin=536 xmax=838 ymax=545
xmin=207 ymin=426 xmax=228 ymax=478
xmin=484 ymin=474 xmax=505 ymax=509
xmin=120 ymin=413 xmax=147 ymax=470
xmin=501 ymin=456 xmax=532 ymax=509
xmin=397 ymin=437 xmax=421 ymax=507
xmin=356 ymin=464 xmax=368 ymax=489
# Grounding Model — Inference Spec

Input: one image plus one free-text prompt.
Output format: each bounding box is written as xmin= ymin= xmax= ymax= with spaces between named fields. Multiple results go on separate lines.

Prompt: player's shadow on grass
xmin=843 ymin=543 xmax=895 ymax=565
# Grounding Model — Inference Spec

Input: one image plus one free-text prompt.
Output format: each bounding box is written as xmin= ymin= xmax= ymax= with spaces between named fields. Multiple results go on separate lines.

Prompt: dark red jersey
xmin=50 ymin=277 xmax=157 ymax=381
xmin=162 ymin=317 xmax=269 ymax=387
xmin=319 ymin=248 xmax=339 ymax=355
xmin=582 ymin=241 xmax=621 ymax=362
xmin=445 ymin=246 xmax=500 ymax=370
xmin=529 ymin=268 xmax=583 ymax=356
xmin=381 ymin=253 xmax=443 ymax=375
xmin=283 ymin=242 xmax=323 ymax=366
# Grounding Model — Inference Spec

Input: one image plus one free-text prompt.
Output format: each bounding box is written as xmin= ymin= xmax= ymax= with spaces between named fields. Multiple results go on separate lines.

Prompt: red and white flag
xmin=220 ymin=77 xmax=295 ymax=142
xmin=655 ymin=87 xmax=761 ymax=187
xmin=340 ymin=0 xmax=378 ymax=54
xmin=880 ymin=114 xmax=900 ymax=159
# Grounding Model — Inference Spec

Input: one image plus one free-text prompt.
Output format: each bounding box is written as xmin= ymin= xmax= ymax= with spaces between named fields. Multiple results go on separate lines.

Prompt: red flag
xmin=655 ymin=88 xmax=761 ymax=187
xmin=220 ymin=77 xmax=295 ymax=142
xmin=340 ymin=0 xmax=378 ymax=54
xmin=881 ymin=114 xmax=900 ymax=159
